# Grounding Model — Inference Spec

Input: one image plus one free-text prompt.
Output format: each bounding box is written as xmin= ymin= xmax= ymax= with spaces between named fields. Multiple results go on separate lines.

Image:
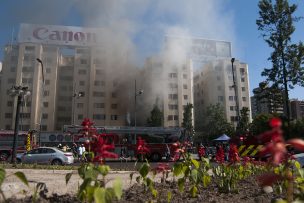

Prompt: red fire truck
xmin=63 ymin=125 xmax=185 ymax=162
xmin=0 ymin=130 xmax=38 ymax=161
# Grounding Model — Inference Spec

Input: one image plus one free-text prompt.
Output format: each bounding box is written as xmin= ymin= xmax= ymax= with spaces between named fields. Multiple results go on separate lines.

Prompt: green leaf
xmin=190 ymin=185 xmax=198 ymax=197
xmin=167 ymin=191 xmax=172 ymax=203
xmin=97 ymin=165 xmax=111 ymax=177
xmin=295 ymin=161 xmax=301 ymax=169
xmin=139 ymin=163 xmax=150 ymax=178
xmin=191 ymin=169 xmax=198 ymax=183
xmin=173 ymin=163 xmax=183 ymax=176
xmin=113 ymin=179 xmax=122 ymax=200
xmin=65 ymin=172 xmax=73 ymax=185
xmin=203 ymin=175 xmax=211 ymax=188
xmin=14 ymin=172 xmax=29 ymax=187
xmin=151 ymin=188 xmax=158 ymax=198
xmin=146 ymin=177 xmax=153 ymax=188
xmin=191 ymin=159 xmax=200 ymax=169
xmin=177 ymin=178 xmax=185 ymax=192
xmin=94 ymin=187 xmax=106 ymax=203
xmin=0 ymin=168 xmax=6 ymax=187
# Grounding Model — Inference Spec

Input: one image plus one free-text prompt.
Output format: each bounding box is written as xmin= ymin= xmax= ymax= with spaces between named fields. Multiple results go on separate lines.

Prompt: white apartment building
xmin=139 ymin=56 xmax=193 ymax=127
xmin=193 ymin=59 xmax=251 ymax=127
xmin=0 ymin=24 xmax=134 ymax=131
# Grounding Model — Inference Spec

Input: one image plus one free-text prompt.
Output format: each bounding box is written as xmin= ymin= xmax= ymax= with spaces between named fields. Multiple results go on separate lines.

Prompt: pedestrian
xmin=78 ymin=144 xmax=83 ymax=161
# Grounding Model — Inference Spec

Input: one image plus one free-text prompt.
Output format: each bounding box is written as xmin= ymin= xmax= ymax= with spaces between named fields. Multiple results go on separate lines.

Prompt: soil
xmin=5 ymin=175 xmax=283 ymax=203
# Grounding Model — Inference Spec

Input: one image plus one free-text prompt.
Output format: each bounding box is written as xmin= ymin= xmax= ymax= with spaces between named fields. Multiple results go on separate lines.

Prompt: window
xmin=174 ymin=115 xmax=178 ymax=120
xmin=42 ymin=114 xmax=48 ymax=119
xmin=77 ymin=103 xmax=84 ymax=108
xmin=112 ymin=92 xmax=117 ymax=98
xmin=58 ymin=106 xmax=66 ymax=111
xmin=93 ymin=92 xmax=105 ymax=97
xmin=184 ymin=95 xmax=188 ymax=100
xmin=169 ymin=73 xmax=177 ymax=78
xmin=78 ymin=69 xmax=87 ymax=74
xmin=96 ymin=69 xmax=105 ymax=75
xmin=93 ymin=114 xmax=106 ymax=120
xmin=218 ymin=96 xmax=224 ymax=102
xmin=80 ymin=59 xmax=87 ymax=64
xmin=22 ymin=78 xmax=33 ymax=84
xmin=77 ymin=49 xmax=88 ymax=54
xmin=78 ymin=114 xmax=83 ymax=120
xmin=43 ymin=91 xmax=49 ymax=96
xmin=41 ymin=126 xmax=48 ymax=131
xmin=10 ymin=67 xmax=16 ymax=72
xmin=5 ymin=125 xmax=11 ymax=130
xmin=8 ymin=78 xmax=15 ymax=84
xmin=20 ymin=113 xmax=31 ymax=119
xmin=217 ymin=86 xmax=222 ymax=91
xmin=94 ymin=81 xmax=105 ymax=86
xmin=240 ymin=68 xmax=245 ymax=75
xmin=11 ymin=56 xmax=17 ymax=61
xmin=45 ymin=80 xmax=50 ymax=85
xmin=241 ymin=78 xmax=245 ymax=82
xmin=229 ymin=96 xmax=234 ymax=101
xmin=168 ymin=115 xmax=173 ymax=121
xmin=22 ymin=66 xmax=33 ymax=72
xmin=111 ymin=115 xmax=118 ymax=120
xmin=169 ymin=94 xmax=178 ymax=100
xmin=5 ymin=113 xmax=12 ymax=118
xmin=43 ymin=102 xmax=49 ymax=107
xmin=242 ymin=97 xmax=247 ymax=102
xmin=94 ymin=103 xmax=105 ymax=108
xmin=25 ymin=46 xmax=35 ymax=51
xmin=111 ymin=104 xmax=118 ymax=109
xmin=183 ymin=84 xmax=188 ymax=89
xmin=169 ymin=83 xmax=178 ymax=88
xmin=217 ymin=76 xmax=221 ymax=81
xmin=183 ymin=74 xmax=187 ymax=79
xmin=7 ymin=101 xmax=13 ymax=107
xmin=242 ymin=87 xmax=246 ymax=91
xmin=169 ymin=104 xmax=178 ymax=110
xmin=230 ymin=106 xmax=234 ymax=111
xmin=79 ymin=81 xmax=85 ymax=86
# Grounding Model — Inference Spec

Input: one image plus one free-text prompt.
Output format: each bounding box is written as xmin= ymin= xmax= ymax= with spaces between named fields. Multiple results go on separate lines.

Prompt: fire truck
xmin=63 ymin=125 xmax=185 ymax=162
xmin=0 ymin=130 xmax=38 ymax=161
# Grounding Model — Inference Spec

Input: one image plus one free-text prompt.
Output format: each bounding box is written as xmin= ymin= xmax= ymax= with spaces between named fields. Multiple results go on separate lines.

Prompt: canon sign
xmin=18 ymin=24 xmax=102 ymax=47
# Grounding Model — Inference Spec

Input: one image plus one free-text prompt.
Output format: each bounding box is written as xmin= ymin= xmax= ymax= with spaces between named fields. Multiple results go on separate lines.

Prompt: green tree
xmin=196 ymin=104 xmax=234 ymax=141
xmin=249 ymin=113 xmax=274 ymax=136
xmin=256 ymin=0 xmax=304 ymax=130
xmin=236 ymin=107 xmax=250 ymax=135
xmin=182 ymin=103 xmax=194 ymax=141
xmin=147 ymin=105 xmax=163 ymax=127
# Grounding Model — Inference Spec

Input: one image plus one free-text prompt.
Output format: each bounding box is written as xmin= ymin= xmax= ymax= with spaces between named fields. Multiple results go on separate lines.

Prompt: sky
xmin=0 ymin=0 xmax=303 ymax=100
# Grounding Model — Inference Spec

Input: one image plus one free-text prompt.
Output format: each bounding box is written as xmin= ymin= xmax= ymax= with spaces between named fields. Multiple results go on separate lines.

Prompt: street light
xmin=36 ymin=58 xmax=45 ymax=147
xmin=231 ymin=58 xmax=240 ymax=127
xmin=9 ymin=85 xmax=30 ymax=164
xmin=134 ymin=80 xmax=143 ymax=127
xmin=72 ymin=91 xmax=84 ymax=125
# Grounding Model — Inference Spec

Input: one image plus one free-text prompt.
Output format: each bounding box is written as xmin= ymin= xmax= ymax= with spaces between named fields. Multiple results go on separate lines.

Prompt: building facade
xmin=290 ymin=99 xmax=304 ymax=120
xmin=193 ymin=59 xmax=251 ymax=127
xmin=0 ymin=24 xmax=135 ymax=131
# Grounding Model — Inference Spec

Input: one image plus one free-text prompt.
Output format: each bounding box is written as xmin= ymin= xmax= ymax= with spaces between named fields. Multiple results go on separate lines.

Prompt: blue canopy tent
xmin=213 ymin=134 xmax=231 ymax=141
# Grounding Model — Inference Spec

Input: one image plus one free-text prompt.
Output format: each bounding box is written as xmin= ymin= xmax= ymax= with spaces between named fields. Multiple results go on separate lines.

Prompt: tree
xmin=196 ymin=104 xmax=235 ymax=142
xmin=236 ymin=107 xmax=250 ymax=135
xmin=249 ymin=113 xmax=275 ymax=136
xmin=182 ymin=103 xmax=194 ymax=141
xmin=146 ymin=105 xmax=163 ymax=127
xmin=256 ymin=0 xmax=304 ymax=131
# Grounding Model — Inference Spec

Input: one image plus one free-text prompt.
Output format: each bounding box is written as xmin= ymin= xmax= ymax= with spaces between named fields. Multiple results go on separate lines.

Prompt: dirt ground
xmin=2 ymin=169 xmax=136 ymax=201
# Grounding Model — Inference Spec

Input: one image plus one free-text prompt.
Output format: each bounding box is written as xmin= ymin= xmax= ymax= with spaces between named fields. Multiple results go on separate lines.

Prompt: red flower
xmin=269 ymin=118 xmax=282 ymax=128
xmin=93 ymin=135 xmax=118 ymax=162
xmin=154 ymin=163 xmax=171 ymax=173
xmin=228 ymin=144 xmax=240 ymax=163
xmin=286 ymin=139 xmax=304 ymax=152
xmin=136 ymin=136 xmax=150 ymax=155
xmin=215 ymin=146 xmax=225 ymax=163
xmin=198 ymin=146 xmax=205 ymax=158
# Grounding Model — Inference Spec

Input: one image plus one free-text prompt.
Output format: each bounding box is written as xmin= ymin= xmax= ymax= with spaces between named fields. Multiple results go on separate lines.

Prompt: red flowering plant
xmin=215 ymin=146 xmax=225 ymax=164
xmin=80 ymin=118 xmax=118 ymax=164
xmin=136 ymin=136 xmax=150 ymax=161
xmin=228 ymin=144 xmax=240 ymax=164
xmin=153 ymin=163 xmax=171 ymax=183
xmin=257 ymin=118 xmax=304 ymax=202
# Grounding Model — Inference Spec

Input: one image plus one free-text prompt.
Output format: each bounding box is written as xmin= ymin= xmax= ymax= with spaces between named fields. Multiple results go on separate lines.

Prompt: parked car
xmin=21 ymin=147 xmax=74 ymax=165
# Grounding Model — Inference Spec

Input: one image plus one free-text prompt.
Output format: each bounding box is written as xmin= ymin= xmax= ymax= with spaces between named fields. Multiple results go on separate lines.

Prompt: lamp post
xmin=231 ymin=58 xmax=240 ymax=127
xmin=36 ymin=58 xmax=45 ymax=147
xmin=134 ymin=80 xmax=143 ymax=127
xmin=72 ymin=92 xmax=84 ymax=125
xmin=9 ymin=86 xmax=30 ymax=164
